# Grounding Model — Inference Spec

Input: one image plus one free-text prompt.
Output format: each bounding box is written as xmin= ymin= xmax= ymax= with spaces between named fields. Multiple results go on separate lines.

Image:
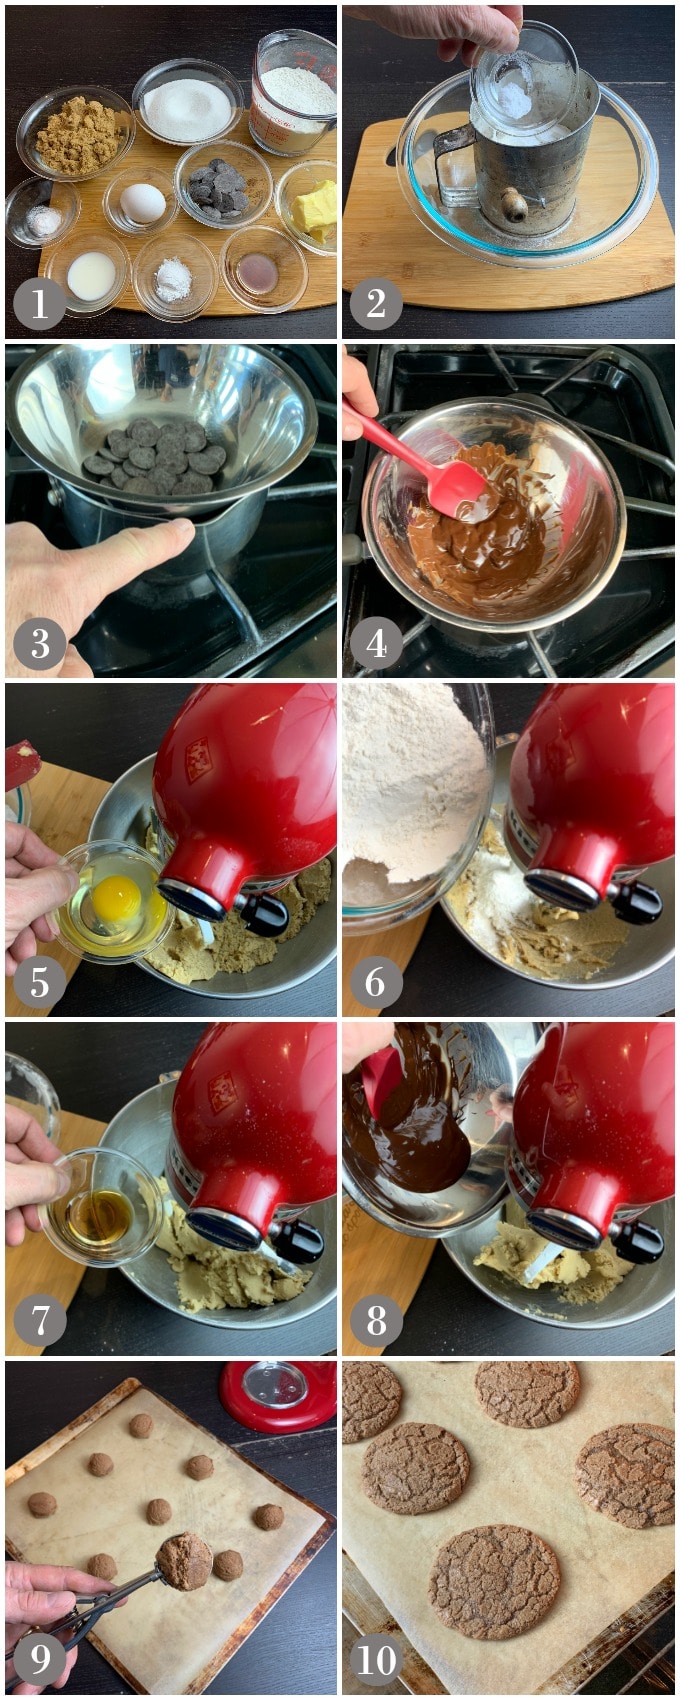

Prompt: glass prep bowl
xmin=220 ymin=223 xmax=308 ymax=312
xmin=5 ymin=784 xmax=31 ymax=826
xmin=55 ymin=839 xmax=172 ymax=963
xmin=470 ymin=20 xmax=579 ymax=139
xmin=342 ymin=681 xmax=495 ymax=932
xmin=39 ymin=1146 xmax=164 ymax=1267
xmin=103 ymin=167 xmax=178 ymax=236
xmin=275 ymin=158 xmax=337 ymax=256
xmin=5 ymin=178 xmax=81 ymax=248
xmin=175 ymin=140 xmax=273 ymax=232
xmin=132 ymin=58 xmax=243 ymax=146
xmin=44 ymin=232 xmax=129 ymax=316
xmin=396 ymin=71 xmax=659 ymax=268
xmin=5 ymin=1052 xmax=61 ymax=1144
xmin=131 ymin=232 xmax=218 ymax=320
xmin=16 ymin=84 xmax=135 ymax=182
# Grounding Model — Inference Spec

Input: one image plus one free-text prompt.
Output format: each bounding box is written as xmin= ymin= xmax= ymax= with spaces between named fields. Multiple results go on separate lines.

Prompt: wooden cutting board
xmin=342 ymin=114 xmax=674 ymax=310
xmin=5 ymin=1106 xmax=106 ymax=1357
xmin=6 ymin=1377 xmax=336 ymax=1696
xmin=38 ymin=110 xmax=336 ymax=316
xmin=342 ymin=1196 xmax=435 ymax=1355
xmin=342 ymin=1360 xmax=675 ymax=1696
xmin=5 ymin=761 xmax=110 ymax=1018
xmin=342 ymin=910 xmax=430 ymax=1015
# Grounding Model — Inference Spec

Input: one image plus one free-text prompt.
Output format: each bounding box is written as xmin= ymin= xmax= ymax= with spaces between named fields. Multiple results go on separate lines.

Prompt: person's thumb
xmin=8 ymin=1588 xmax=76 ymax=1625
xmin=5 ymin=1158 xmax=71 ymax=1212
xmin=8 ymin=864 xmax=78 ymax=932
xmin=61 ymin=518 xmax=195 ymax=631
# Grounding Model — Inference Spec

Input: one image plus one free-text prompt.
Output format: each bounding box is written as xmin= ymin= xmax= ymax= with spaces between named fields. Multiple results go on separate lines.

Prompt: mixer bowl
xmin=99 ymin=1079 xmax=336 ymax=1338
xmin=442 ymin=1198 xmax=674 ymax=1329
xmin=90 ymin=755 xmax=337 ymax=999
xmin=362 ymin=400 xmax=626 ymax=633
xmin=6 ymin=342 xmax=318 ymax=518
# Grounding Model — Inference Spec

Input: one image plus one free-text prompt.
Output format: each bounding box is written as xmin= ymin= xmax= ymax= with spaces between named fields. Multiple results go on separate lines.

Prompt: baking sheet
xmin=6 ymin=1382 xmax=332 ymax=1695
xmin=342 ymin=1360 xmax=674 ymax=1696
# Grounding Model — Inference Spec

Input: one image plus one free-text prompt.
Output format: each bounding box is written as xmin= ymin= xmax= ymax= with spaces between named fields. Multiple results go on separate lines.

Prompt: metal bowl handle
xmin=434 ymin=123 xmax=476 ymax=205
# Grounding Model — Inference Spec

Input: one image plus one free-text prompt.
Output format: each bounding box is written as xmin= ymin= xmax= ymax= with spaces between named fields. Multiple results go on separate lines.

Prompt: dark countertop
xmin=6 ymin=4 xmax=337 ymax=340
xmin=6 ymin=1020 xmax=337 ymax=1357
xmin=342 ymin=3 xmax=675 ymax=338
xmin=391 ymin=684 xmax=675 ymax=1019
xmin=4 ymin=683 xmax=336 ymax=1018
xmin=5 ymin=1361 xmax=337 ymax=1695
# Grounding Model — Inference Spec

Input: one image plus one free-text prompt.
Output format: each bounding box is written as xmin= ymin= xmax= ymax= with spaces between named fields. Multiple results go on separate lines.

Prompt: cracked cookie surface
xmin=575 ymin=1424 xmax=674 ymax=1528
xmin=429 ymin=1524 xmax=560 ymax=1639
xmin=474 ymin=1360 xmax=580 ymax=1428
xmin=342 ymin=1363 xmax=402 ymax=1444
xmin=361 ymin=1421 xmax=470 ymax=1514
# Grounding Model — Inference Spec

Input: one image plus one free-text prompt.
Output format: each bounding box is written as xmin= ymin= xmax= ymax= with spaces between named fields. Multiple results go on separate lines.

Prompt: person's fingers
xmin=5 ymin=863 xmax=78 ymax=944
xmin=342 ymin=351 xmax=380 ymax=420
xmin=12 ymin=1565 xmax=117 ymax=1596
xmin=7 ymin=925 xmax=38 ymax=965
xmin=5 ymin=1588 xmax=77 ymax=1625
xmin=4 ymin=1158 xmax=71 ymax=1212
xmin=5 ymin=825 xmax=62 ymax=872
xmin=5 ymin=1207 xmax=27 ymax=1246
xmin=52 ymin=1647 xmax=79 ymax=1691
xmin=437 ymin=35 xmax=464 ymax=60
xmin=33 ymin=913 xmax=61 ymax=942
xmin=351 ymin=4 xmax=521 ymax=51
xmin=56 ymin=642 xmax=94 ymax=681
xmin=342 ymin=405 xmax=367 ymax=441
xmin=22 ymin=1203 xmax=45 ymax=1234
xmin=342 ymin=1018 xmax=396 ymax=1072
xmin=460 ymin=3 xmax=522 ymax=61
xmin=5 ymin=1104 xmax=58 ymax=1164
xmin=58 ymin=518 xmax=195 ymax=633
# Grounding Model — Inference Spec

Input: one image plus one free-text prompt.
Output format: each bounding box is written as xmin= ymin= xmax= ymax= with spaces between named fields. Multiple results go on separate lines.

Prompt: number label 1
xmin=350 ymin=1634 xmax=404 ymax=1687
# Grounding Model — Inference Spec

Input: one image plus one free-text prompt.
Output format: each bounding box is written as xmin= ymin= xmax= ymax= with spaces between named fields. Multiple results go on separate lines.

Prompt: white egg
xmin=120 ymin=182 xmax=167 ymax=224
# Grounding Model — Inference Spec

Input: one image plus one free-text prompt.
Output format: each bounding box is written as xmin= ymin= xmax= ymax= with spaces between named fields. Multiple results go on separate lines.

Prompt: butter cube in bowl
xmin=275 ymin=158 xmax=337 ymax=256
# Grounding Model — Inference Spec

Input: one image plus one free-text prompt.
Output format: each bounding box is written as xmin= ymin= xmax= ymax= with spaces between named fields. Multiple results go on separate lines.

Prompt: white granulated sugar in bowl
xmin=342 ymin=680 xmax=490 ymax=885
xmin=143 ymin=78 xmax=233 ymax=143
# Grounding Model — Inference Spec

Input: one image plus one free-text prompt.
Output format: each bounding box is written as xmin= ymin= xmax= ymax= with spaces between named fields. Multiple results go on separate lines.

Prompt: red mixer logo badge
xmin=208 ymin=1072 xmax=238 ymax=1116
xmin=185 ymin=737 xmax=213 ymax=784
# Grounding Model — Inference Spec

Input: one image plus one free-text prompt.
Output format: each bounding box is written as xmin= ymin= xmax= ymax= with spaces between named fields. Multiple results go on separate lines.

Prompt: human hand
xmin=342 ymin=346 xmax=380 ymax=440
xmin=348 ymin=5 xmax=522 ymax=63
xmin=342 ymin=1019 xmax=396 ymax=1072
xmin=5 ymin=823 xmax=78 ymax=978
xmin=6 ymin=517 xmax=196 ymax=679
xmin=5 ymin=1561 xmax=118 ymax=1694
xmin=5 ymin=1104 xmax=70 ymax=1246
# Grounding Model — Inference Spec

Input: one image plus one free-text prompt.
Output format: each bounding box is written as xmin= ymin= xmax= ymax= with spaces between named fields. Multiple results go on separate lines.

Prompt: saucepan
xmin=360 ymin=399 xmax=627 ymax=636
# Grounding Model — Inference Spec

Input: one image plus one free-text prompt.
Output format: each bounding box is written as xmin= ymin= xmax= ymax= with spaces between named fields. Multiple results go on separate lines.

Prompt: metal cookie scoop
xmin=342 ymin=402 xmax=498 ymax=522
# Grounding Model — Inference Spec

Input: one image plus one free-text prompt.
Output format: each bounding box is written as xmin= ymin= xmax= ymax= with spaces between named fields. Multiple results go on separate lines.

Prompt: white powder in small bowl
xmin=143 ymin=78 xmax=232 ymax=143
xmin=155 ymin=257 xmax=193 ymax=303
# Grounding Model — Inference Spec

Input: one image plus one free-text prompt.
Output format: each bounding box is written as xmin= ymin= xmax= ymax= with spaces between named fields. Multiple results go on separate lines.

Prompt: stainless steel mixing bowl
xmin=100 ymin=1078 xmax=336 ymax=1334
xmin=442 ymin=1198 xmax=674 ymax=1329
xmin=362 ymin=399 xmax=626 ymax=632
xmin=6 ymin=342 xmax=318 ymax=516
xmin=90 ymin=755 xmax=337 ymax=999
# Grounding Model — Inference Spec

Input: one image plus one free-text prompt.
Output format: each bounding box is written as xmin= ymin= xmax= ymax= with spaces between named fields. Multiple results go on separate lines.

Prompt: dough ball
xmin=89 ymin=1452 xmax=114 ymax=1476
xmin=214 ymin=1549 xmax=243 ymax=1581
xmin=186 ymin=1454 xmax=214 ymax=1480
xmin=88 ymin=1553 xmax=118 ymax=1581
xmin=156 ymin=1531 xmax=213 ymax=1591
xmin=28 ymin=1492 xmax=57 ymax=1518
xmin=253 ymin=1503 xmax=284 ymax=1530
xmin=129 ymin=1413 xmax=154 ymax=1438
xmin=147 ymin=1498 xmax=172 ymax=1525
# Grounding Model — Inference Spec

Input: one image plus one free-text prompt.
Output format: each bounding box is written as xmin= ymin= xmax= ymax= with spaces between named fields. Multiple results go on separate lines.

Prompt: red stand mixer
xmin=151 ymin=681 xmax=337 ymax=934
xmin=504 ymin=682 xmax=674 ymax=922
xmin=166 ymin=1021 xmax=337 ymax=1260
xmin=507 ymin=1021 xmax=674 ymax=1264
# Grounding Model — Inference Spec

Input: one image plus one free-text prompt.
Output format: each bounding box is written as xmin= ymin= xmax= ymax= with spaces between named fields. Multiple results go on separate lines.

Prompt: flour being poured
xmin=342 ymin=681 xmax=490 ymax=888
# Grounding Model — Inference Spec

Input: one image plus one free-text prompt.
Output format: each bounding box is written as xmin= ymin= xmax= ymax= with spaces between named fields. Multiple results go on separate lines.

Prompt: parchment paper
xmin=7 ymin=1386 xmax=327 ymax=1695
xmin=342 ymin=1360 xmax=674 ymax=1695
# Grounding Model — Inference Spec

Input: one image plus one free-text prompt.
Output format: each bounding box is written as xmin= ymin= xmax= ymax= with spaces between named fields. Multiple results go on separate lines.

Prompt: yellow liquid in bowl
xmin=60 ymin=852 xmax=168 ymax=959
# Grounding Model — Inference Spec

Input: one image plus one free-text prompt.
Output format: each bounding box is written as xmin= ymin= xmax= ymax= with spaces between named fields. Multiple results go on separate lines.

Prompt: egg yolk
xmin=92 ymin=874 xmax=142 ymax=924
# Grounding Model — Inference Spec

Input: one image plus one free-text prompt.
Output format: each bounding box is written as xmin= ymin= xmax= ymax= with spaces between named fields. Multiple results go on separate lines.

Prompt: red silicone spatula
xmin=5 ymin=740 xmax=42 ymax=790
xmin=343 ymin=402 xmax=498 ymax=522
xmin=361 ymin=1045 xmax=405 ymax=1120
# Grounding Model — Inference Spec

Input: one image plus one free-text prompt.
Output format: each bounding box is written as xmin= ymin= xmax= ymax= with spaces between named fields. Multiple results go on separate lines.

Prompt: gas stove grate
xmin=343 ymin=344 xmax=674 ymax=679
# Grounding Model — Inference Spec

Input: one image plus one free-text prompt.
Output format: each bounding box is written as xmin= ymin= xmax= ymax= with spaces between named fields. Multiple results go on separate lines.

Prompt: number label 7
xmin=32 ymin=1305 xmax=50 ymax=1336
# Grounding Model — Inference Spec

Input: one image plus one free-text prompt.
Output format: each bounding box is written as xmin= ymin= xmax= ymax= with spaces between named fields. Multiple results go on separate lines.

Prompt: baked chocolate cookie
xmin=575 ymin=1424 xmax=674 ymax=1528
xmin=361 ymin=1422 xmax=470 ymax=1515
xmin=342 ymin=1363 xmax=402 ymax=1444
xmin=429 ymin=1524 xmax=561 ymax=1640
xmin=474 ymin=1361 xmax=580 ymax=1429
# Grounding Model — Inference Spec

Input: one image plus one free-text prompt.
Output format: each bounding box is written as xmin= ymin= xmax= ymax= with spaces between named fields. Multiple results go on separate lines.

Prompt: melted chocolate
xmin=406 ymin=440 xmax=561 ymax=616
xmin=343 ymin=1023 xmax=471 ymax=1192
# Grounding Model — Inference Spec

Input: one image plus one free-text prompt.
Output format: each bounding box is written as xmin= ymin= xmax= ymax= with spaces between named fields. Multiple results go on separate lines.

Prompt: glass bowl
xmin=132 ymin=58 xmax=243 ymax=146
xmin=221 ymin=223 xmax=308 ymax=313
xmin=39 ymin=1146 xmax=164 ymax=1267
xmin=5 ymin=784 xmax=31 ymax=826
xmin=16 ymin=84 xmax=135 ymax=183
xmin=250 ymin=30 xmax=337 ymax=157
xmin=175 ymin=141 xmax=273 ymax=232
xmin=342 ymin=681 xmax=495 ymax=933
xmin=103 ymin=167 xmax=178 ymax=236
xmin=5 ymin=1052 xmax=61 ymax=1144
xmin=5 ymin=177 xmax=81 ymax=248
xmin=44 ymin=232 xmax=129 ymax=316
xmin=275 ymin=158 xmax=337 ymax=256
xmin=132 ymin=232 xmax=218 ymax=320
xmin=55 ymin=839 xmax=172 ymax=963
